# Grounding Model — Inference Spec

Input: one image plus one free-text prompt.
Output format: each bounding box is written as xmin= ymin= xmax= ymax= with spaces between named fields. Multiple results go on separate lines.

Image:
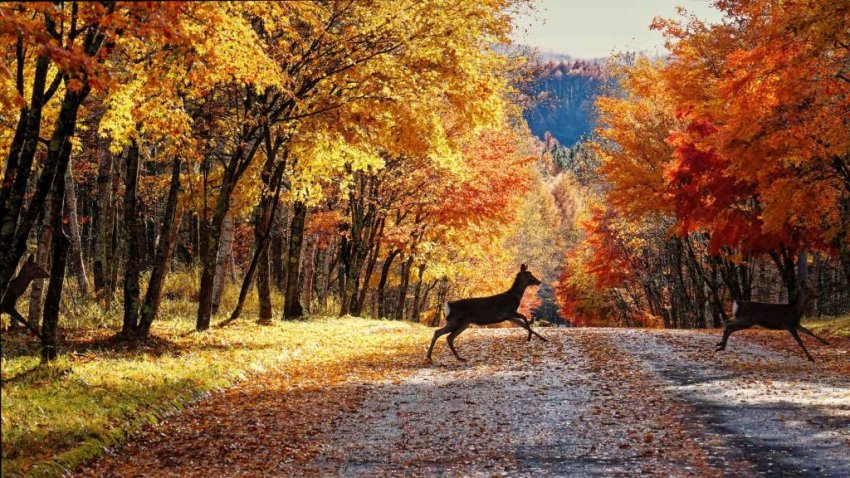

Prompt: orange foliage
xmin=559 ymin=0 xmax=850 ymax=325
xmin=435 ymin=129 xmax=535 ymax=231
xmin=657 ymin=0 xmax=849 ymax=253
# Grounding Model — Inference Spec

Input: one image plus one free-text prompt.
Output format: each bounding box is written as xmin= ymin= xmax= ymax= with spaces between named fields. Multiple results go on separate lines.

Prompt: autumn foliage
xmin=0 ymin=0 xmax=547 ymax=353
xmin=558 ymin=0 xmax=850 ymax=326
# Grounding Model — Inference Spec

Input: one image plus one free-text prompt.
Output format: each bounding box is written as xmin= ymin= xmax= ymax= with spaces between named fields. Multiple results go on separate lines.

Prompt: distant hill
xmin=524 ymin=58 xmax=606 ymax=146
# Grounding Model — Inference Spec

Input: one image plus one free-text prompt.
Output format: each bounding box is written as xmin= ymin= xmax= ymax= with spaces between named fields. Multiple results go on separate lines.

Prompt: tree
xmin=560 ymin=1 xmax=850 ymax=326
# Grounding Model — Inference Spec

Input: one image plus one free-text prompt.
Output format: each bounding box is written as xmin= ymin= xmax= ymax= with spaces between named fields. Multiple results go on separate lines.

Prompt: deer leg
xmin=446 ymin=323 xmax=470 ymax=362
xmin=515 ymin=313 xmax=533 ymax=341
xmin=788 ymin=328 xmax=816 ymax=362
xmin=508 ymin=317 xmax=547 ymax=342
xmin=426 ymin=323 xmax=455 ymax=361
xmin=797 ymin=325 xmax=830 ymax=345
xmin=524 ymin=317 xmax=548 ymax=342
xmin=715 ymin=323 xmax=747 ymax=351
xmin=3 ymin=307 xmax=43 ymax=340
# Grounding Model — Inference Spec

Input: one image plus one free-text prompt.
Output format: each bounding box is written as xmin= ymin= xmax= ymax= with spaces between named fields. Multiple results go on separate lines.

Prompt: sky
xmin=511 ymin=0 xmax=724 ymax=59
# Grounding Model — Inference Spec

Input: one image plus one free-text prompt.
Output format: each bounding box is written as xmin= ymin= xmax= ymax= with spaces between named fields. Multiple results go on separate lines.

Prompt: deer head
xmin=519 ymin=264 xmax=542 ymax=287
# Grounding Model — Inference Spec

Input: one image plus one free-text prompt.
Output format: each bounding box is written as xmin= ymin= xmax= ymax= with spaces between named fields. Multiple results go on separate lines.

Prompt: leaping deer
xmin=426 ymin=264 xmax=546 ymax=362
xmin=715 ymin=284 xmax=829 ymax=362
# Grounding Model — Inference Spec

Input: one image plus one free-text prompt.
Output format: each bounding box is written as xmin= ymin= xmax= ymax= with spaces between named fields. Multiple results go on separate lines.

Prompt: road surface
xmin=81 ymin=328 xmax=850 ymax=477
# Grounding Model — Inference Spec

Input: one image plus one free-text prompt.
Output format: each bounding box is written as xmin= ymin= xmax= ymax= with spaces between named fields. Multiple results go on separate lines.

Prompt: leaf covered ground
xmin=72 ymin=325 xmax=850 ymax=477
xmin=1 ymin=317 xmax=428 ymax=477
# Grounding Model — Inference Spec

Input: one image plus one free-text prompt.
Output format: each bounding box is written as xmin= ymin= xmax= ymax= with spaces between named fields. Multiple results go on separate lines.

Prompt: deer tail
xmin=732 ymin=300 xmax=739 ymax=316
xmin=443 ymin=302 xmax=451 ymax=319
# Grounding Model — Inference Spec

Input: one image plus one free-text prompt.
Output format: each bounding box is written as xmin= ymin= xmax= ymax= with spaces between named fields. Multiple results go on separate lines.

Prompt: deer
xmin=715 ymin=283 xmax=829 ymax=362
xmin=426 ymin=264 xmax=546 ymax=362
xmin=1 ymin=255 xmax=50 ymax=339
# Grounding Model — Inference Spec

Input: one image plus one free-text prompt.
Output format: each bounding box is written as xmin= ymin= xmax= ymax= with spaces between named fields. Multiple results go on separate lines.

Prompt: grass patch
xmin=1 ymin=307 xmax=430 ymax=477
xmin=802 ymin=315 xmax=850 ymax=338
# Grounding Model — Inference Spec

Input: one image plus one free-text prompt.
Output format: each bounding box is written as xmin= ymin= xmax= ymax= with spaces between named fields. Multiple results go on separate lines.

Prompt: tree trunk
xmin=190 ymin=213 xmax=200 ymax=266
xmin=0 ymin=54 xmax=51 ymax=298
xmin=337 ymin=232 xmax=353 ymax=315
xmin=1 ymin=4 xmax=110 ymax=301
xmin=834 ymin=179 xmax=850 ymax=290
xmin=196 ymin=133 xmax=265 ymax=331
xmin=122 ymin=140 xmax=142 ymax=335
xmin=421 ymin=279 xmax=437 ymax=324
xmin=302 ymin=240 xmax=316 ymax=313
xmin=353 ymin=218 xmax=384 ymax=316
xmin=256 ymin=234 xmax=273 ymax=323
xmin=336 ymin=243 xmax=348 ymax=309
xmin=210 ymin=213 xmax=234 ymax=315
xmin=740 ymin=262 xmax=752 ymax=301
xmin=394 ymin=254 xmax=414 ymax=321
xmin=279 ymin=205 xmax=291 ymax=290
xmin=283 ymin=201 xmax=306 ymax=320
xmin=0 ymin=53 xmax=49 ymax=231
xmin=40 ymin=132 xmax=72 ymax=361
xmin=0 ymin=85 xmax=90 ymax=303
xmin=107 ymin=154 xmax=122 ymax=309
xmin=318 ymin=245 xmax=333 ymax=310
xmin=838 ymin=236 xmax=850 ymax=292
xmin=709 ymin=261 xmax=727 ymax=327
xmin=797 ymin=251 xmax=809 ymax=295
xmin=769 ymin=247 xmax=798 ymax=301
xmin=138 ymin=157 xmax=182 ymax=336
xmin=352 ymin=242 xmax=377 ymax=316
xmin=377 ymin=249 xmax=400 ymax=319
xmin=92 ymin=146 xmax=114 ymax=296
xmin=41 ymin=229 xmax=69 ymax=362
xmin=197 ymin=193 xmax=230 ymax=329
xmin=432 ymin=278 xmax=449 ymax=326
xmin=136 ymin=209 xmax=150 ymax=270
xmin=64 ymin=162 xmax=89 ymax=297
xmin=410 ymin=263 xmax=426 ymax=322
xmin=254 ymin=167 xmax=287 ymax=322
xmin=226 ymin=182 xmax=284 ymax=326
xmin=270 ymin=212 xmax=284 ymax=289
xmin=27 ymin=202 xmax=54 ymax=330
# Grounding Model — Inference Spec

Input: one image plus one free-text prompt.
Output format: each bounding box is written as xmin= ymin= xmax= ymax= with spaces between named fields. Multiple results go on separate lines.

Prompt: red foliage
xmin=665 ymin=116 xmax=812 ymax=254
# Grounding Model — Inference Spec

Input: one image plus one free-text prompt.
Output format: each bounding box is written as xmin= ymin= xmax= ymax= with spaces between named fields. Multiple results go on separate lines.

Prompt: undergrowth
xmin=803 ymin=315 xmax=850 ymax=338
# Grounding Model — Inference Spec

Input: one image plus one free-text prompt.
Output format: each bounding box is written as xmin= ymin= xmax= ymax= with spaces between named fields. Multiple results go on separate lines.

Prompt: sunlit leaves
xmin=564 ymin=1 xmax=850 ymax=324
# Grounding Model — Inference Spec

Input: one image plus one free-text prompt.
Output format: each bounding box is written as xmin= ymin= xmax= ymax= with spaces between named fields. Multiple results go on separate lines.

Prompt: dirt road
xmin=81 ymin=328 xmax=850 ymax=477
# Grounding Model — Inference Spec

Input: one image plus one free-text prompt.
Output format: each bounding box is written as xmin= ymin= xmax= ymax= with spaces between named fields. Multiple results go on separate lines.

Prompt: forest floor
xmin=72 ymin=326 xmax=850 ymax=478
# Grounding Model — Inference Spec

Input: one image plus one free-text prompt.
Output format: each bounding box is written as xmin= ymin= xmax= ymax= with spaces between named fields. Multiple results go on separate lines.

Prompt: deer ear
xmin=520 ymin=264 xmax=527 ymax=272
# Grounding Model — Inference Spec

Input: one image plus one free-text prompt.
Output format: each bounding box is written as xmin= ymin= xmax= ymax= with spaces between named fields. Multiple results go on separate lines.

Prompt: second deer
xmin=426 ymin=264 xmax=546 ymax=362
xmin=715 ymin=284 xmax=829 ymax=362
